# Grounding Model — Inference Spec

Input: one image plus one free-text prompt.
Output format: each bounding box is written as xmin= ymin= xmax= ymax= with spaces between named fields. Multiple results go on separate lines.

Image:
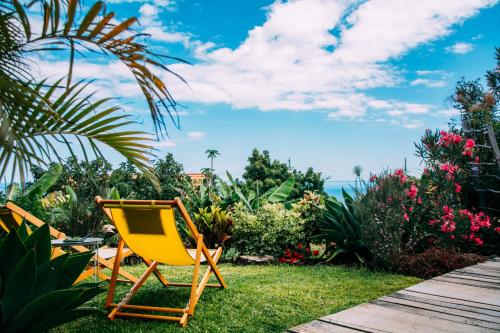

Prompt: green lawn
xmin=53 ymin=264 xmax=420 ymax=333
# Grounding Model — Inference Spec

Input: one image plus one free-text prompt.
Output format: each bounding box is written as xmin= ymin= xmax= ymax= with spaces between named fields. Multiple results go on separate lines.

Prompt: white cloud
xmin=410 ymin=78 xmax=447 ymax=88
xmin=164 ymin=0 xmax=495 ymax=124
xmin=32 ymin=0 xmax=497 ymax=128
xmin=445 ymin=42 xmax=474 ymax=54
xmin=153 ymin=139 xmax=176 ymax=147
xmin=437 ymin=108 xmax=460 ymax=117
xmin=187 ymin=131 xmax=205 ymax=140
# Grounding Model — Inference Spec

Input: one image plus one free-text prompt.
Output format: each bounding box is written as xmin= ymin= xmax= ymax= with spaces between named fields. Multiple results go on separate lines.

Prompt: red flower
xmin=369 ymin=175 xmax=377 ymax=182
xmin=406 ymin=184 xmax=418 ymax=199
xmin=403 ymin=213 xmax=409 ymax=222
xmin=473 ymin=237 xmax=484 ymax=246
xmin=297 ymin=243 xmax=303 ymax=249
xmin=450 ymin=235 xmax=455 ymax=240
xmin=305 ymin=247 xmax=311 ymax=253
xmin=454 ymin=183 xmax=462 ymax=193
xmin=465 ymin=138 xmax=475 ymax=148
xmin=495 ymin=227 xmax=500 ymax=234
xmin=312 ymin=250 xmax=319 ymax=256
xmin=417 ymin=197 xmax=423 ymax=204
xmin=441 ymin=221 xmax=456 ymax=233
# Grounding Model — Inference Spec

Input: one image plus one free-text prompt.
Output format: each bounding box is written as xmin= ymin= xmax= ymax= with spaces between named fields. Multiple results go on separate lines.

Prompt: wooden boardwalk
xmin=289 ymin=257 xmax=500 ymax=333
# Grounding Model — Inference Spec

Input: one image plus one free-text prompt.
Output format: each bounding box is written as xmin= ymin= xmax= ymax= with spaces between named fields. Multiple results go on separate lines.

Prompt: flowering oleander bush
xmin=358 ymin=129 xmax=499 ymax=269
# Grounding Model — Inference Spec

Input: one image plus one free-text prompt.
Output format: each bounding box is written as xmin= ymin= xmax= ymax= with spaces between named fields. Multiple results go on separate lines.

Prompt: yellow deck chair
xmin=0 ymin=201 xmax=138 ymax=284
xmin=95 ymin=196 xmax=227 ymax=327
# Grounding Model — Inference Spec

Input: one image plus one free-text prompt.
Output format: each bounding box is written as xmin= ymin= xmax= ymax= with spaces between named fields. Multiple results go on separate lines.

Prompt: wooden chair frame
xmin=96 ymin=197 xmax=227 ymax=327
xmin=2 ymin=202 xmax=138 ymax=284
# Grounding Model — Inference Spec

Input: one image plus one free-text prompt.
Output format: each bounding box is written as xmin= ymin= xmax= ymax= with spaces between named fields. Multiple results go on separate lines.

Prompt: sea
xmin=324 ymin=181 xmax=356 ymax=202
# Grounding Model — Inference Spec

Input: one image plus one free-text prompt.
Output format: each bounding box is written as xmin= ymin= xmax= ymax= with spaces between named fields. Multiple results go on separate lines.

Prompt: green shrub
xmin=231 ymin=203 xmax=305 ymax=257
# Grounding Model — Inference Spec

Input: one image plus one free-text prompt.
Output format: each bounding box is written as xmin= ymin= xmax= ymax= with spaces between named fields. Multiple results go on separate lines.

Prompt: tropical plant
xmin=4 ymin=164 xmax=63 ymax=221
xmin=0 ymin=0 xmax=187 ymax=188
xmin=217 ymin=172 xmax=295 ymax=213
xmin=231 ymin=202 xmax=304 ymax=257
xmin=0 ymin=223 xmax=104 ymax=333
xmin=189 ymin=205 xmax=232 ymax=248
xmin=318 ymin=189 xmax=368 ymax=263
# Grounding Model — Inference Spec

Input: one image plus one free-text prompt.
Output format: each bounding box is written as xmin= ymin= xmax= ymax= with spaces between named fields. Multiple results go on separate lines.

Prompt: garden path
xmin=289 ymin=257 xmax=500 ymax=332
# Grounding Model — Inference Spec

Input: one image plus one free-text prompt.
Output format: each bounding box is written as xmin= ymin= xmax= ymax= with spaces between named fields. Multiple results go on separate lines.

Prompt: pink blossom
xmin=394 ymin=169 xmax=407 ymax=183
xmin=454 ymin=183 xmax=462 ymax=193
xmin=403 ymin=213 xmax=409 ymax=222
xmin=465 ymin=139 xmax=475 ymax=148
xmin=443 ymin=205 xmax=453 ymax=216
xmin=407 ymin=184 xmax=418 ymax=199
xmin=440 ymin=163 xmax=459 ymax=175
xmin=441 ymin=221 xmax=456 ymax=233
xmin=417 ymin=197 xmax=423 ymax=204
xmin=473 ymin=237 xmax=484 ymax=246
xmin=495 ymin=227 xmax=500 ymax=234
xmin=369 ymin=175 xmax=377 ymax=182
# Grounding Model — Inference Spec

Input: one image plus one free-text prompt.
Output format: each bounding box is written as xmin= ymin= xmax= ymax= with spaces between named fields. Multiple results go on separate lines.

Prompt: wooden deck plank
xmin=406 ymin=279 xmax=500 ymax=306
xmin=447 ymin=272 xmax=500 ymax=283
xmin=394 ymin=290 xmax=500 ymax=315
xmin=321 ymin=303 xmax=498 ymax=333
xmin=290 ymin=258 xmax=500 ymax=333
xmin=377 ymin=296 xmax=500 ymax=325
xmin=288 ymin=320 xmax=367 ymax=333
xmin=433 ymin=276 xmax=500 ymax=290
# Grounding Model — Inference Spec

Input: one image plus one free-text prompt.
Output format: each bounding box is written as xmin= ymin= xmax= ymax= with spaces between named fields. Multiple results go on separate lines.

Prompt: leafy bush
xmin=0 ymin=224 xmax=104 ymax=333
xmin=393 ymin=247 xmax=486 ymax=279
xmin=231 ymin=203 xmax=305 ymax=257
xmin=292 ymin=191 xmax=325 ymax=241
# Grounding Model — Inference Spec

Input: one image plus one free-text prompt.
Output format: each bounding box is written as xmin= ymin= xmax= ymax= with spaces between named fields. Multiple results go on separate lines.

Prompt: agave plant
xmin=318 ymin=189 xmax=368 ymax=263
xmin=0 ymin=0 xmax=187 ymax=188
xmin=0 ymin=223 xmax=105 ymax=333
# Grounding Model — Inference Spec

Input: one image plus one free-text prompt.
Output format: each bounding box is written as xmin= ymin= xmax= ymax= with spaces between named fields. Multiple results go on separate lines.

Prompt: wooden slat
xmin=445 ymin=272 xmax=500 ymax=284
xmin=376 ymin=296 xmax=500 ymax=326
xmin=476 ymin=261 xmax=500 ymax=272
xmin=456 ymin=266 xmax=500 ymax=278
xmin=289 ymin=320 xmax=367 ymax=333
xmin=322 ymin=303 xmax=499 ymax=333
xmin=407 ymin=279 xmax=500 ymax=306
xmin=394 ymin=290 xmax=500 ymax=315
xmin=433 ymin=276 xmax=500 ymax=290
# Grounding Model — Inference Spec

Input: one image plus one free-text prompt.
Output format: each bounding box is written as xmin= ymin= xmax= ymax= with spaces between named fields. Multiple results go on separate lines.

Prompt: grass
xmin=53 ymin=264 xmax=421 ymax=333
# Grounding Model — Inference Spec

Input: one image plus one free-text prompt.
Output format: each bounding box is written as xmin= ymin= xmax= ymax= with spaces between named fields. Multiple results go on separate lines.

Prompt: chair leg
xmin=106 ymin=239 xmax=125 ymax=308
xmin=201 ymin=244 xmax=227 ymax=288
xmin=187 ymin=235 xmax=203 ymax=316
xmin=109 ymin=261 xmax=159 ymax=320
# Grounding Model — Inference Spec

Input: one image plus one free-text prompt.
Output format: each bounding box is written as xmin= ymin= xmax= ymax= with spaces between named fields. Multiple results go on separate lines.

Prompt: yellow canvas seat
xmin=0 ymin=202 xmax=138 ymax=284
xmin=95 ymin=196 xmax=227 ymax=327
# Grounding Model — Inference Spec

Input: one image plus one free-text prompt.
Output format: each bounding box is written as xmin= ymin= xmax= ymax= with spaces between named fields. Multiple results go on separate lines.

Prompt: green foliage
xmin=217 ymin=172 xmax=295 ymax=213
xmin=231 ymin=203 xmax=305 ymax=257
xmin=242 ymin=149 xmax=325 ymax=200
xmin=0 ymin=223 xmax=105 ymax=333
xmin=292 ymin=191 xmax=325 ymax=241
xmin=189 ymin=205 xmax=232 ymax=248
xmin=318 ymin=190 xmax=368 ymax=263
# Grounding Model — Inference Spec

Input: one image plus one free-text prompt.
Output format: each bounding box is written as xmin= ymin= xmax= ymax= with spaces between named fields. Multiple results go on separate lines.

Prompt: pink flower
xmin=408 ymin=207 xmax=413 ymax=213
xmin=403 ymin=213 xmax=409 ymax=222
xmin=429 ymin=219 xmax=439 ymax=225
xmin=450 ymin=235 xmax=455 ymax=240
xmin=465 ymin=139 xmax=475 ymax=148
xmin=473 ymin=237 xmax=484 ymax=246
xmin=495 ymin=227 xmax=500 ymax=234
xmin=454 ymin=183 xmax=462 ymax=193
xmin=443 ymin=205 xmax=453 ymax=216
xmin=475 ymin=156 xmax=480 ymax=163
xmin=394 ymin=169 xmax=407 ymax=183
xmin=417 ymin=197 xmax=423 ymax=204
xmin=369 ymin=175 xmax=377 ymax=182
xmin=407 ymin=184 xmax=418 ymax=199
xmin=440 ymin=163 xmax=459 ymax=175
xmin=441 ymin=221 xmax=456 ymax=233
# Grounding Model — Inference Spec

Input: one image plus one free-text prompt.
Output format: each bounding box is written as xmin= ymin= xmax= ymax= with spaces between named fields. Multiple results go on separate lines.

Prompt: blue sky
xmin=39 ymin=0 xmax=500 ymax=180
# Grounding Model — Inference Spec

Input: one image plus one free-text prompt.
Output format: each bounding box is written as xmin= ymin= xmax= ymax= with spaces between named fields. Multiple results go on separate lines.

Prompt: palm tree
xmin=0 ymin=0 xmax=187 ymax=189
xmin=204 ymin=149 xmax=219 ymax=188
xmin=205 ymin=149 xmax=220 ymax=173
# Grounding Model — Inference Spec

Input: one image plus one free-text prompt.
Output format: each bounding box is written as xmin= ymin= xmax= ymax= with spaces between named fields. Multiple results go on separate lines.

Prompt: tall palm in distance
xmin=0 ymin=0 xmax=187 ymax=188
xmin=205 ymin=149 xmax=220 ymax=189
